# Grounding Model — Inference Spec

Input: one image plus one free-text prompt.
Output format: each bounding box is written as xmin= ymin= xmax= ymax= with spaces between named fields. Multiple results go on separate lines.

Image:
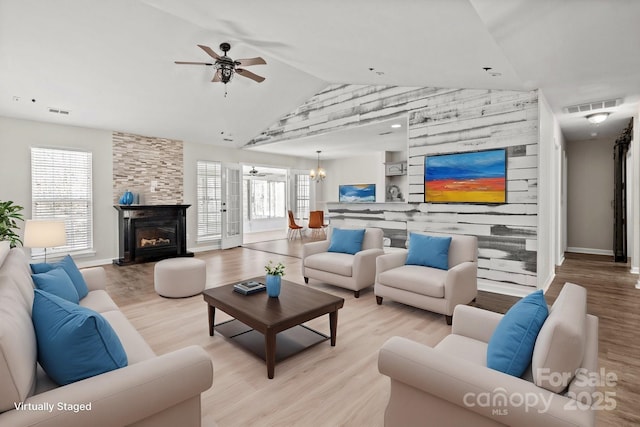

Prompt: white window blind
xmin=295 ymin=174 xmax=310 ymax=219
xmin=197 ymin=161 xmax=222 ymax=241
xmin=30 ymin=147 xmax=93 ymax=254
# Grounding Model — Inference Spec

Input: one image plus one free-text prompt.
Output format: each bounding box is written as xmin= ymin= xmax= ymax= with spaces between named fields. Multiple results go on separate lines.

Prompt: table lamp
xmin=24 ymin=220 xmax=67 ymax=262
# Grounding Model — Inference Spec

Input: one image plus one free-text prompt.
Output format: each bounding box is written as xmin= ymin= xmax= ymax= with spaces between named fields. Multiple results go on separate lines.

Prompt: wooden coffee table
xmin=202 ymin=277 xmax=345 ymax=379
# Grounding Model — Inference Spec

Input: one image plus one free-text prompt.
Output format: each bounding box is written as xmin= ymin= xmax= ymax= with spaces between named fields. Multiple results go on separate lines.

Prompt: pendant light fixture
xmin=310 ymin=150 xmax=326 ymax=182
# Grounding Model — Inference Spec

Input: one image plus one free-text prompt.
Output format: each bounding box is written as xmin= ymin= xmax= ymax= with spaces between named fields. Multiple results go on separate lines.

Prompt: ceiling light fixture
xmin=310 ymin=150 xmax=326 ymax=183
xmin=391 ymin=123 xmax=402 ymax=128
xmin=586 ymin=112 xmax=610 ymax=124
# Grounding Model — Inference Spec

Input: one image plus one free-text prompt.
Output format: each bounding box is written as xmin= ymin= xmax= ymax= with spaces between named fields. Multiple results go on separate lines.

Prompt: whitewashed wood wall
xmin=250 ymin=85 xmax=539 ymax=291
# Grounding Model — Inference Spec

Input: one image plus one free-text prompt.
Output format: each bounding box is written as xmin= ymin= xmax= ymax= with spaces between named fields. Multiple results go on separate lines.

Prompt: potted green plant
xmin=264 ymin=260 xmax=285 ymax=298
xmin=0 ymin=200 xmax=25 ymax=247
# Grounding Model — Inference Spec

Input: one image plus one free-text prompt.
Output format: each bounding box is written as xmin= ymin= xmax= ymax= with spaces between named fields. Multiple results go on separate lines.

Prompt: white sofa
xmin=378 ymin=283 xmax=598 ymax=427
xmin=0 ymin=242 xmax=214 ymax=427
xmin=302 ymin=227 xmax=384 ymax=297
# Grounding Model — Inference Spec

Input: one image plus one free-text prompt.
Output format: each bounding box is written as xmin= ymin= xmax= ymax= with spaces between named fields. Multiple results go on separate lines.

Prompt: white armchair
xmin=375 ymin=232 xmax=477 ymax=324
xmin=378 ymin=283 xmax=599 ymax=427
xmin=302 ymin=227 xmax=384 ymax=297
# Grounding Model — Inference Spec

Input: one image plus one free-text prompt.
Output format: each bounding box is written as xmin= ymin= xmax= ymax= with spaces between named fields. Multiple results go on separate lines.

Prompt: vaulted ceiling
xmin=1 ymin=0 xmax=639 ymax=159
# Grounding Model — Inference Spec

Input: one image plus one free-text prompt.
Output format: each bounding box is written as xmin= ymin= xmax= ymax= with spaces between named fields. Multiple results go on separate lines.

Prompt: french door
xmin=221 ymin=163 xmax=243 ymax=249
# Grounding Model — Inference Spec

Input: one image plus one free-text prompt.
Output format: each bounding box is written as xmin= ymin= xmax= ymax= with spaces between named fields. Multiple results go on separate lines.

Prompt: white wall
xmin=0 ymin=116 xmax=115 ymax=266
xmin=537 ymin=91 xmax=558 ymax=290
xmin=566 ymin=137 xmax=615 ymax=255
xmin=320 ymin=152 xmax=385 ymax=204
xmin=0 ymin=115 xmax=316 ymax=262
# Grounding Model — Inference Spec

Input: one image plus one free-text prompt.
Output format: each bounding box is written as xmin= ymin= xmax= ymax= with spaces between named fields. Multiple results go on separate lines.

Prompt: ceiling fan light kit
xmin=175 ymin=42 xmax=266 ymax=95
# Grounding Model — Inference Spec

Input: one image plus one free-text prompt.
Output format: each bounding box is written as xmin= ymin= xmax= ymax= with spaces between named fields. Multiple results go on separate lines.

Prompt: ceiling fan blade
xmin=198 ymin=44 xmax=221 ymax=60
xmin=174 ymin=61 xmax=214 ymax=66
xmin=212 ymin=70 xmax=222 ymax=83
xmin=235 ymin=57 xmax=266 ymax=67
xmin=236 ymin=68 xmax=265 ymax=83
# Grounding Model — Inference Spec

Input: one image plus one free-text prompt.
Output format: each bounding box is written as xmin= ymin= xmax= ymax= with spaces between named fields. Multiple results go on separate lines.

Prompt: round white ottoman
xmin=154 ymin=257 xmax=206 ymax=298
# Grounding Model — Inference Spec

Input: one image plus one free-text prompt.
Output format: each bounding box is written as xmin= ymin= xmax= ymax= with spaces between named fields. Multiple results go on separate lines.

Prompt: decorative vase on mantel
xmin=119 ymin=190 xmax=134 ymax=206
xmin=265 ymin=274 xmax=281 ymax=298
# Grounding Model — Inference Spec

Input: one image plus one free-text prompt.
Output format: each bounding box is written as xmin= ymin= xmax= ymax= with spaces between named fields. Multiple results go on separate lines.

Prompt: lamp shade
xmin=24 ymin=220 xmax=67 ymax=248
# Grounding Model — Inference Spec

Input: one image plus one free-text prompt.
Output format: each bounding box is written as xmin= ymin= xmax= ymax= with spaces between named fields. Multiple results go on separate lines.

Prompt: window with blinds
xmin=30 ymin=147 xmax=93 ymax=255
xmin=197 ymin=161 xmax=222 ymax=241
xmin=295 ymin=174 xmax=310 ymax=219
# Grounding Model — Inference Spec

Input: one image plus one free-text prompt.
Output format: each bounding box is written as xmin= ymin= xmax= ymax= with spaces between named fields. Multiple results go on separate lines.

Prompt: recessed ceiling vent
xmin=48 ymin=107 xmax=70 ymax=115
xmin=378 ymin=131 xmax=393 ymax=136
xmin=564 ymin=98 xmax=621 ymax=114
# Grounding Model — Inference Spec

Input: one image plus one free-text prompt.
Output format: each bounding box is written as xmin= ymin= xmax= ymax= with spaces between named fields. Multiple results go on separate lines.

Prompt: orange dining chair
xmin=308 ymin=210 xmax=327 ymax=238
xmin=287 ymin=210 xmax=304 ymax=240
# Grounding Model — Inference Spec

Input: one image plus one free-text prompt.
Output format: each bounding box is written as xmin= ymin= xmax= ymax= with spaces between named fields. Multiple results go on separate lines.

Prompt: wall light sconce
xmin=586 ymin=112 xmax=610 ymax=124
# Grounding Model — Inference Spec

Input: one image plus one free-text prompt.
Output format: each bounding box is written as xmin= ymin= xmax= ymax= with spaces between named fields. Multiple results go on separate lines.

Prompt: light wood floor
xmin=105 ymin=247 xmax=639 ymax=427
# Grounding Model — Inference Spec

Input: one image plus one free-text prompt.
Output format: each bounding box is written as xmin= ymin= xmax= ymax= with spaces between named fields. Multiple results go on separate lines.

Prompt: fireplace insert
xmin=113 ymin=205 xmax=193 ymax=265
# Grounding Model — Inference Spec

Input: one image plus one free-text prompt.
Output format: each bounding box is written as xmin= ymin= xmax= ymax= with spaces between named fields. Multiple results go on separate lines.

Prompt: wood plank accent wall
xmin=251 ymin=84 xmax=539 ymax=291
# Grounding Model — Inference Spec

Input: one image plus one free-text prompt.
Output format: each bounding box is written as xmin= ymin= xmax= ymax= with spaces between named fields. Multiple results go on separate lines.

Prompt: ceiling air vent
xmin=564 ymin=98 xmax=621 ymax=114
xmin=48 ymin=107 xmax=70 ymax=115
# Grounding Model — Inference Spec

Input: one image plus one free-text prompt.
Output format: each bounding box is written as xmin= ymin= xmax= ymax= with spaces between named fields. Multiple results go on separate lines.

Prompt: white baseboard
xmin=190 ymin=244 xmax=220 ymax=253
xmin=566 ymin=247 xmax=614 ymax=256
xmin=630 ymin=267 xmax=639 ymax=275
xmin=76 ymin=258 xmax=114 ymax=268
xmin=477 ymin=280 xmax=535 ymax=298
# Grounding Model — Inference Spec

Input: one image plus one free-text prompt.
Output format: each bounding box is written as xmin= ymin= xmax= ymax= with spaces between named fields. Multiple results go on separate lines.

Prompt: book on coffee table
xmin=233 ymin=280 xmax=266 ymax=295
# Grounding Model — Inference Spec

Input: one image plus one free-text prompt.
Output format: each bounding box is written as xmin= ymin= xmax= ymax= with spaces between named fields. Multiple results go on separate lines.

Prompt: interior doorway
xmin=242 ymin=165 xmax=289 ymax=244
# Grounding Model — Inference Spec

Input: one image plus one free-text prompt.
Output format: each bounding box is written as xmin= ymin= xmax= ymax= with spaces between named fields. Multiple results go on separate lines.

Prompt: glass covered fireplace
xmin=113 ymin=205 xmax=193 ymax=265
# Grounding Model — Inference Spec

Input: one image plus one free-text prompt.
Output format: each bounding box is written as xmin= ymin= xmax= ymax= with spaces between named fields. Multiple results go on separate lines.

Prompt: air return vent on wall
xmin=48 ymin=107 xmax=70 ymax=115
xmin=564 ymin=98 xmax=621 ymax=114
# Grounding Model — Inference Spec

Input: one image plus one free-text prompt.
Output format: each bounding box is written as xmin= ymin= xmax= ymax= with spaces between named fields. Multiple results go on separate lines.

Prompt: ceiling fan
xmin=247 ymin=166 xmax=265 ymax=177
xmin=175 ymin=42 xmax=266 ymax=85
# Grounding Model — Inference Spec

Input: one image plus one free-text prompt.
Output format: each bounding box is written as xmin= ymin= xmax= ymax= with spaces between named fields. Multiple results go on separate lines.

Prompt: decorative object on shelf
xmin=0 ymin=200 xmax=25 ymax=247
xmin=339 ymin=184 xmax=376 ymax=203
xmin=264 ymin=260 xmax=285 ymax=298
xmin=384 ymin=161 xmax=407 ymax=176
xmin=386 ymin=184 xmax=404 ymax=202
xmin=23 ymin=219 xmax=67 ymax=262
xmin=310 ymin=150 xmax=326 ymax=183
xmin=119 ymin=190 xmax=134 ymax=205
xmin=425 ymin=148 xmax=506 ymax=204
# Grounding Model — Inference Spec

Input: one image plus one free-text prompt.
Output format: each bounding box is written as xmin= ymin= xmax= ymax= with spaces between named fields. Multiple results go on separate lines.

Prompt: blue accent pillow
xmin=405 ymin=233 xmax=452 ymax=270
xmin=31 ymin=267 xmax=80 ymax=304
xmin=31 ymin=255 xmax=89 ymax=299
xmin=487 ymin=290 xmax=549 ymax=377
xmin=32 ymin=290 xmax=128 ymax=386
xmin=327 ymin=228 xmax=366 ymax=255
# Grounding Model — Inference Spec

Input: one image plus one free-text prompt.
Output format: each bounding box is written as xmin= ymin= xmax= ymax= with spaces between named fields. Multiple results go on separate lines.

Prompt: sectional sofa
xmin=0 ymin=242 xmax=213 ymax=427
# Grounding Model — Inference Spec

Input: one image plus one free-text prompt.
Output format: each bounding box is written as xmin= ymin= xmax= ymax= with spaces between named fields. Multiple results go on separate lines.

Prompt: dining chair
xmin=287 ymin=210 xmax=304 ymax=240
xmin=308 ymin=211 xmax=327 ymax=238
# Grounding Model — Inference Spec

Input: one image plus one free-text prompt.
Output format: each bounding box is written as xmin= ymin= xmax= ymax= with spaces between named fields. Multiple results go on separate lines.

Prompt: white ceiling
xmin=1 ymin=0 xmax=639 ymax=160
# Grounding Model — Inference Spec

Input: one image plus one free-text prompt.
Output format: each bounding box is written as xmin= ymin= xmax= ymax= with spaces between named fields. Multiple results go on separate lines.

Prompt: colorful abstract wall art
xmin=425 ymin=149 xmax=506 ymax=203
xmin=339 ymin=184 xmax=376 ymax=203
